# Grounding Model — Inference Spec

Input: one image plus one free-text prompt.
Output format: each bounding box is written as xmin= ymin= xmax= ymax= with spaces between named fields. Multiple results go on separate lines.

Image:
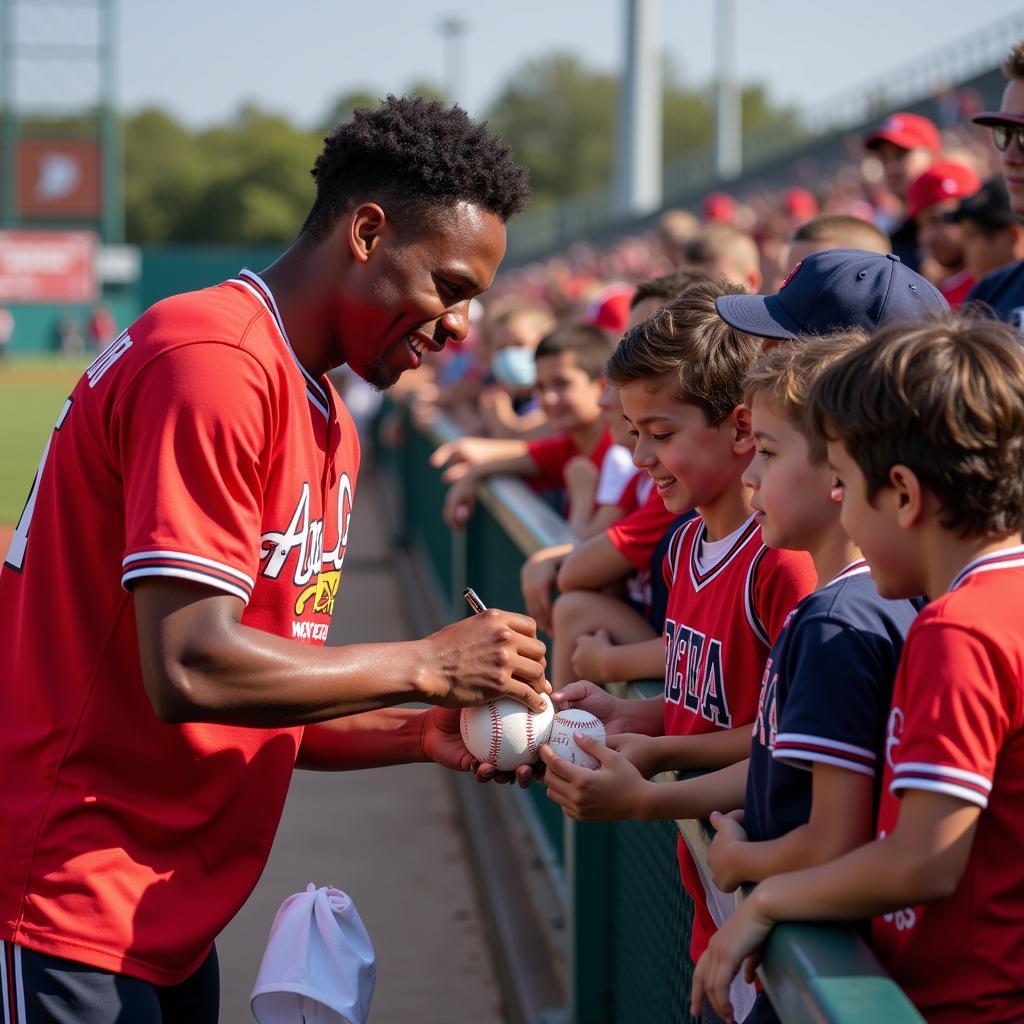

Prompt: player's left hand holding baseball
xmin=690 ymin=891 xmax=775 ymax=1022
xmin=707 ymin=809 xmax=748 ymax=894
xmin=539 ymin=734 xmax=650 ymax=820
xmin=421 ymin=708 xmax=538 ymax=787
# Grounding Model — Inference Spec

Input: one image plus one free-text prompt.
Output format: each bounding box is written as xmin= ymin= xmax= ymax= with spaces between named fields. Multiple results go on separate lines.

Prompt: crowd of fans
xmin=374 ymin=42 xmax=1024 ymax=1024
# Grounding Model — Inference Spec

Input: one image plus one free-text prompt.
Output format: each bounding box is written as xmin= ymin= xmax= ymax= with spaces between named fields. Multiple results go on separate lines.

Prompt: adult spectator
xmin=949 ymin=178 xmax=1024 ymax=288
xmin=968 ymin=42 xmax=1024 ymax=327
xmin=907 ymin=161 xmax=981 ymax=306
xmin=865 ymin=111 xmax=942 ymax=270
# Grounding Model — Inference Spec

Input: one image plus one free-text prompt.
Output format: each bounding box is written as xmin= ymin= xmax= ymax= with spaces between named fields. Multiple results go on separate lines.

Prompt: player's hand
xmin=443 ymin=476 xmax=477 ymax=529
xmin=419 ymin=708 xmax=537 ymax=786
xmin=551 ymin=680 xmax=632 ymax=736
xmin=423 ymin=608 xmax=550 ymax=712
xmin=690 ymin=892 xmax=773 ymax=1022
xmin=520 ymin=549 xmax=563 ymax=634
xmin=570 ymin=628 xmax=613 ymax=682
xmin=421 ymin=707 xmax=475 ymax=772
xmin=540 ymin=735 xmax=649 ymax=820
xmin=472 ymin=760 xmax=539 ymax=789
xmin=707 ymin=810 xmax=749 ymax=894
xmin=606 ymin=732 xmax=663 ymax=779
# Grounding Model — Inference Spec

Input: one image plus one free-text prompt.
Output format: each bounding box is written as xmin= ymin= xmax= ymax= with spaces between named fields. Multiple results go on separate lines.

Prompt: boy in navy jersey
xmin=692 ymin=313 xmax=1024 ymax=1024
xmin=703 ymin=336 xmax=920 ymax=1022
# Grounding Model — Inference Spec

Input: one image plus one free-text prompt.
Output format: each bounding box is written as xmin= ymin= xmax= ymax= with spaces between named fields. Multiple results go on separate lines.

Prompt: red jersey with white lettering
xmin=661 ymin=514 xmax=815 ymax=961
xmin=606 ymin=476 xmax=677 ymax=571
xmin=0 ymin=269 xmax=359 ymax=985
xmin=873 ymin=547 xmax=1024 ymax=1023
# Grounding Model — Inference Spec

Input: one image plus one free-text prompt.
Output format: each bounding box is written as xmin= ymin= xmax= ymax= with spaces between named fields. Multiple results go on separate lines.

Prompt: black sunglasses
xmin=993 ymin=124 xmax=1024 ymax=152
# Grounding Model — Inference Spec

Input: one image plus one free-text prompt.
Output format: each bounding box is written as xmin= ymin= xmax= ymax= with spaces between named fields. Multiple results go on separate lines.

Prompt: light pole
xmin=437 ymin=15 xmax=468 ymax=107
xmin=715 ymin=0 xmax=742 ymax=181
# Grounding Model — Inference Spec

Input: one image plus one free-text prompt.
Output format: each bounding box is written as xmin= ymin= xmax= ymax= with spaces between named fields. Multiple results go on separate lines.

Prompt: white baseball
xmin=460 ymin=692 xmax=554 ymax=770
xmin=547 ymin=709 xmax=606 ymax=770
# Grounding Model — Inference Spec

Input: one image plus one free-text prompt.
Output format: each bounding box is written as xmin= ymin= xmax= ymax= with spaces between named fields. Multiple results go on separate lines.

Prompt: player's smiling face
xmin=339 ymin=200 xmax=506 ymax=389
xmin=620 ymin=376 xmax=748 ymax=515
xmin=826 ymin=440 xmax=923 ymax=598
xmin=743 ymin=397 xmax=836 ymax=551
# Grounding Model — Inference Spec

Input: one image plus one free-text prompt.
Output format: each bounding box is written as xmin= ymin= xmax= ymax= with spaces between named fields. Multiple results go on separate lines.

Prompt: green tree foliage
xmin=120 ymin=58 xmax=796 ymax=243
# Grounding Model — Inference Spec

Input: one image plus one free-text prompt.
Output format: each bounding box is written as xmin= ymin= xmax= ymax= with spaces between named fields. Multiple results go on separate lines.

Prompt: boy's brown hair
xmin=631 ymin=266 xmax=713 ymax=310
xmin=606 ymin=278 xmax=761 ymax=425
xmin=743 ymin=332 xmax=868 ymax=462
xmin=807 ymin=311 xmax=1024 ymax=538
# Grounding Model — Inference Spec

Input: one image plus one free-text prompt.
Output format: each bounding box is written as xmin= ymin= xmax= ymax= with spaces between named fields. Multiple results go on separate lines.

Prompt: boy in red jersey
xmin=0 ymin=97 xmax=549 ymax=1023
xmin=692 ymin=312 xmax=1024 ymax=1024
xmin=539 ymin=280 xmax=816 ymax=1015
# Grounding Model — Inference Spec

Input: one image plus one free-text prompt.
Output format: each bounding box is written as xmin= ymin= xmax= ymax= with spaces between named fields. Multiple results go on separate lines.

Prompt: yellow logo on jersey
xmin=295 ymin=570 xmax=341 ymax=616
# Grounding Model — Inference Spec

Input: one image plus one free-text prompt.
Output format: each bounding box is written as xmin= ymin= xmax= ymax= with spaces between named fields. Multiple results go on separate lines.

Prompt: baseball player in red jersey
xmin=693 ymin=314 xmax=1024 ymax=1024
xmin=0 ymin=96 xmax=548 ymax=1023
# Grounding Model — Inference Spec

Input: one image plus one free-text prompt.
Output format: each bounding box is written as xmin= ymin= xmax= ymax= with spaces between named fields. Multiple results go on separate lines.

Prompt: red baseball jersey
xmin=661 ymin=514 xmax=815 ymax=961
xmin=873 ymin=547 xmax=1024 ymax=1023
xmin=525 ymin=428 xmax=613 ymax=493
xmin=0 ymin=269 xmax=359 ymax=985
xmin=606 ymin=476 xmax=677 ymax=571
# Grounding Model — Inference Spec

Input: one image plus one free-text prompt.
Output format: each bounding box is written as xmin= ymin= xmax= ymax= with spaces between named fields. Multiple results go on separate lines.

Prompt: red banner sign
xmin=17 ymin=139 xmax=102 ymax=219
xmin=0 ymin=231 xmax=98 ymax=303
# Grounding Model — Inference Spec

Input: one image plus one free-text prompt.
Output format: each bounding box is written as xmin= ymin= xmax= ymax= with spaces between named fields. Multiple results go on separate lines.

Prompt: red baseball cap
xmin=783 ymin=187 xmax=818 ymax=222
xmin=702 ymin=191 xmax=737 ymax=223
xmin=865 ymin=112 xmax=941 ymax=155
xmin=906 ymin=161 xmax=981 ymax=218
xmin=586 ymin=285 xmax=634 ymax=334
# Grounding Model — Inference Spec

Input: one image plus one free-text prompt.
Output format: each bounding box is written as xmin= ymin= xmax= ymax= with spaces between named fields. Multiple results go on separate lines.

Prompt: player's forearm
xmin=155 ymin=621 xmax=434 ymax=726
xmin=600 ymin=637 xmax=665 ymax=683
xmin=297 ymin=708 xmax=428 ymax=770
xmin=640 ymin=759 xmax=748 ymax=821
xmin=655 ymin=724 xmax=753 ymax=771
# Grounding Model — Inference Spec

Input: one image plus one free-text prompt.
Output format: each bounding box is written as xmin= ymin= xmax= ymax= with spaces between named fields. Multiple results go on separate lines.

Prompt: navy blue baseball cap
xmin=715 ymin=248 xmax=948 ymax=340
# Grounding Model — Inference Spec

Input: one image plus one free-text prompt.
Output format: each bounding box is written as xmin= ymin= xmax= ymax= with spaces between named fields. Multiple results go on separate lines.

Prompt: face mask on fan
xmin=491 ymin=346 xmax=537 ymax=389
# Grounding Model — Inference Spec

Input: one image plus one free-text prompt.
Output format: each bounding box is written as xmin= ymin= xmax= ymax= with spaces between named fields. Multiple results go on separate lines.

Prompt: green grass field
xmin=0 ymin=358 xmax=88 ymax=526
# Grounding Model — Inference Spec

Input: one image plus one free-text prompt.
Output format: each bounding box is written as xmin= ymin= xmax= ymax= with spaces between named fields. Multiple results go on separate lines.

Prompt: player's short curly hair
xmin=807 ymin=310 xmax=1024 ymax=538
xmin=302 ymin=94 xmax=530 ymax=244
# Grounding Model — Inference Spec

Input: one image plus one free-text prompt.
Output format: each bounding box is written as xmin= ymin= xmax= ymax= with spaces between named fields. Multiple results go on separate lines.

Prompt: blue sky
xmin=116 ymin=0 xmax=1024 ymax=128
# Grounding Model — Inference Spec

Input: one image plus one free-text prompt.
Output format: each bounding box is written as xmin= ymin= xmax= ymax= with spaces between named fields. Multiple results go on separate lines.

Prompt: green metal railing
xmin=383 ymin=405 xmax=924 ymax=1024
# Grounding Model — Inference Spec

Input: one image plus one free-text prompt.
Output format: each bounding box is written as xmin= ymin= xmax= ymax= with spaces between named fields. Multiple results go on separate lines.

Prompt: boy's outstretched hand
xmin=551 ymin=680 xmax=634 ymax=736
xmin=690 ymin=892 xmax=775 ymax=1022
xmin=540 ymin=734 xmax=651 ymax=820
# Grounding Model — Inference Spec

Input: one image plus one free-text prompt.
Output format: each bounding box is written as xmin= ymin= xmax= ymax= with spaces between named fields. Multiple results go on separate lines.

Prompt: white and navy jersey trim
xmin=688 ymin=515 xmax=760 ymax=592
xmin=948 ymin=545 xmax=1024 ymax=592
xmin=773 ymin=732 xmax=877 ymax=777
xmin=743 ymin=545 xmax=770 ymax=647
xmin=825 ymin=559 xmax=871 ymax=587
xmin=231 ymin=269 xmax=331 ymax=421
xmin=890 ymin=761 xmax=992 ymax=808
xmin=121 ymin=550 xmax=255 ymax=604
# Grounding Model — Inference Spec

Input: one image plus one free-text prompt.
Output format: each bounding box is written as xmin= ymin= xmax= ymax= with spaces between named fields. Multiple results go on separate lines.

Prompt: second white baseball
xmin=547 ymin=709 xmax=606 ymax=770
